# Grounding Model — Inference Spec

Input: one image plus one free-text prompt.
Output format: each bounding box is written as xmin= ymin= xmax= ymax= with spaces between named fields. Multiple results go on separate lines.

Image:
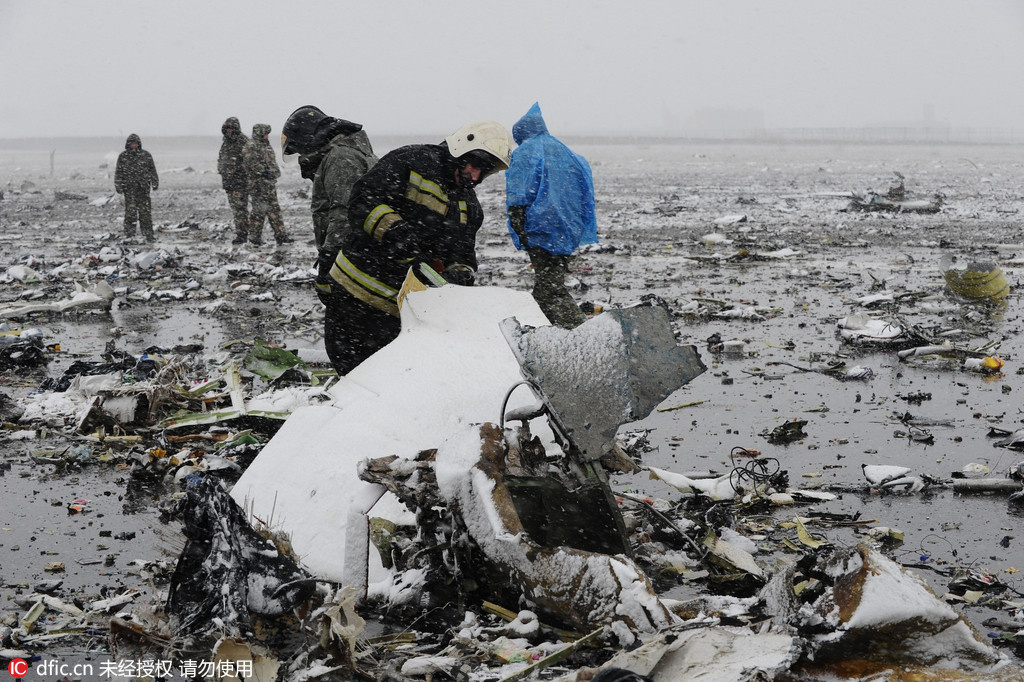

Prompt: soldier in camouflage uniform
xmin=243 ymin=123 xmax=292 ymax=246
xmin=217 ymin=117 xmax=250 ymax=244
xmin=114 ymin=133 xmax=159 ymax=242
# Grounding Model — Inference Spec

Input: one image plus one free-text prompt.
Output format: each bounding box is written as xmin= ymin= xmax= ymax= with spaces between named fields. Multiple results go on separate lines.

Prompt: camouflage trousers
xmin=123 ymin=191 xmax=153 ymax=239
xmin=249 ymin=185 xmax=286 ymax=241
xmin=529 ymin=248 xmax=586 ymax=329
xmin=225 ymin=188 xmax=250 ymax=238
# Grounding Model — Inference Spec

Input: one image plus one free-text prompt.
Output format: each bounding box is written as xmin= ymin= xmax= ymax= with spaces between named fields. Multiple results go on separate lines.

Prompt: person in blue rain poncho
xmin=506 ymin=102 xmax=598 ymax=329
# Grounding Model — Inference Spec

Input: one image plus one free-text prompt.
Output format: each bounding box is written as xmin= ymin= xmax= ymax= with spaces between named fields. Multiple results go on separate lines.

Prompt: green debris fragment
xmin=243 ymin=338 xmax=308 ymax=382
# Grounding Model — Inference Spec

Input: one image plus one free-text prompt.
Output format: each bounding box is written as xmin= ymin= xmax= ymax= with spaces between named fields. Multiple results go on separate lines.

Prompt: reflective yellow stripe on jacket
xmin=330 ymin=251 xmax=401 ymax=316
xmin=363 ymin=204 xmax=401 ymax=242
xmin=405 ymin=171 xmax=448 ymax=215
xmin=365 ymin=176 xmax=469 ymax=242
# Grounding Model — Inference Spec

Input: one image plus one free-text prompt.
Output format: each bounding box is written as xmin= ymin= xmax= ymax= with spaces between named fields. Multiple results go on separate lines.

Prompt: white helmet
xmin=445 ymin=120 xmax=513 ymax=174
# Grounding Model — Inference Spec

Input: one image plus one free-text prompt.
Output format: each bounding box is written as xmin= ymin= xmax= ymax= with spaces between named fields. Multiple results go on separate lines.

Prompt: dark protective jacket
xmin=244 ymin=124 xmax=280 ymax=193
xmin=114 ymin=134 xmax=159 ymax=195
xmin=310 ymin=129 xmax=377 ymax=253
xmin=506 ymin=103 xmax=598 ymax=255
xmin=336 ymin=143 xmax=483 ymax=315
xmin=217 ymin=117 xmax=249 ymax=191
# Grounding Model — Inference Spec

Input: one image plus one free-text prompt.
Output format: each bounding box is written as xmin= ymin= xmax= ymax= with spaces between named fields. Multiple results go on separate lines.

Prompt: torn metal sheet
xmin=497 ymin=304 xmax=706 ymax=566
xmin=160 ymin=407 xmax=291 ymax=430
xmin=845 ymin=176 xmax=944 ymax=214
xmin=231 ymin=286 xmax=552 ymax=584
xmin=992 ymin=428 xmax=1024 ymax=451
xmin=704 ymin=534 xmax=766 ymax=579
xmin=166 ymin=477 xmax=315 ymax=639
xmin=847 ymin=195 xmax=944 ymax=213
xmin=805 ymin=544 xmax=1005 ymax=670
xmin=211 ymin=637 xmax=280 ymax=682
xmin=862 ymin=464 xmax=913 ymax=487
xmin=0 ymin=279 xmax=115 ymax=318
xmin=317 ymin=586 xmax=367 ymax=670
xmin=433 ymin=423 xmax=678 ymax=639
xmin=500 ymin=304 xmax=706 ymax=463
xmin=859 ymin=463 xmax=1023 ymax=496
xmin=836 ymin=313 xmax=906 ymax=346
xmin=77 ymin=393 xmax=150 ymax=433
xmin=160 ymin=359 xmax=293 ymax=429
xmin=647 ymin=466 xmax=741 ymax=501
xmin=573 ymin=624 xmax=797 ymax=681
xmin=897 ymin=342 xmax=1001 ymax=362
xmin=359 ymin=422 xmax=679 ymax=640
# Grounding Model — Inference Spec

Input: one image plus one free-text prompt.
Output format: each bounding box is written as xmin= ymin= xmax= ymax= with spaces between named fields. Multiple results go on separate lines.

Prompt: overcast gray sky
xmin=2 ymin=0 xmax=1023 ymax=139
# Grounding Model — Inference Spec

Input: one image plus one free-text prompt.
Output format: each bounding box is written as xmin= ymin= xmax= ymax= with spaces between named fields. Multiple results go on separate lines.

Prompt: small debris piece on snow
xmin=805 ymin=544 xmax=1004 ymax=669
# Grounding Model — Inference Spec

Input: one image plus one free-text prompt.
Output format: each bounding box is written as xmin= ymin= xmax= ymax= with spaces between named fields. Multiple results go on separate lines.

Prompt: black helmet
xmin=281 ymin=105 xmax=330 ymax=156
xmin=282 ymin=105 xmax=364 ymax=156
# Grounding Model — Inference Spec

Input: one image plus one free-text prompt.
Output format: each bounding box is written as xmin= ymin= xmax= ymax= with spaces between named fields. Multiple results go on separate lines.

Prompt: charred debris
xmin=2 ymin=295 xmax=1023 ymax=681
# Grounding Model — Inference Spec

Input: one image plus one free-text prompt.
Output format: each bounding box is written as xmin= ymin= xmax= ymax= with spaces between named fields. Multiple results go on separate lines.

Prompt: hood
xmin=337 ymin=127 xmax=373 ymax=156
xmin=315 ymin=118 xmax=363 ymax=150
xmin=297 ymin=128 xmax=374 ymax=180
xmin=512 ymin=102 xmax=548 ymax=145
xmin=125 ymin=133 xmax=142 ymax=150
xmin=222 ymin=117 xmax=242 ymax=137
xmin=252 ymin=123 xmax=272 ymax=140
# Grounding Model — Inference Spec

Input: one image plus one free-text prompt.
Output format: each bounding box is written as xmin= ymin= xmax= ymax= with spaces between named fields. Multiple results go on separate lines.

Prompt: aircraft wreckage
xmin=230 ymin=285 xmax=706 ymax=636
xmin=186 ymin=283 xmax=1018 ymax=680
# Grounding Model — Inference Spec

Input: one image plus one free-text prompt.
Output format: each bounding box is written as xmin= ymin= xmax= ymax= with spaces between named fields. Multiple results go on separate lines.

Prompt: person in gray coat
xmin=281 ymin=105 xmax=377 ymax=303
xmin=114 ymin=133 xmax=159 ymax=242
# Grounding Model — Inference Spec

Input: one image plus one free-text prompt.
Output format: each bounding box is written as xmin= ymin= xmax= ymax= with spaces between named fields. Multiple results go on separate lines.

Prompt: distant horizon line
xmin=3 ymin=126 xmax=1023 ymax=147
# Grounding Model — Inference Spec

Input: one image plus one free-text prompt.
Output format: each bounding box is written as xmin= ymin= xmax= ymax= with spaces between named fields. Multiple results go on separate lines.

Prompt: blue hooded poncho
xmin=505 ymin=103 xmax=598 ymax=255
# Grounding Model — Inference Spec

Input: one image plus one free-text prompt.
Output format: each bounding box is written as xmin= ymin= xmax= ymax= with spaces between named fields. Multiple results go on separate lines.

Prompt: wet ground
xmin=584 ymin=140 xmax=1024 ymax=625
xmin=2 ymin=136 xmax=1024 ymax=676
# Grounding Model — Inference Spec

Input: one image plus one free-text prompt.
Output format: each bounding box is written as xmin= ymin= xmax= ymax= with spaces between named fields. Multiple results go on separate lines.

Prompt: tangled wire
xmin=728 ymin=447 xmax=782 ymax=497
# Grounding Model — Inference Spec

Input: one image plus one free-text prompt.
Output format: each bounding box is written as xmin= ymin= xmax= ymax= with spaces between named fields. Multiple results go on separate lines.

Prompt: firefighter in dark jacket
xmin=114 ymin=133 xmax=159 ymax=242
xmin=217 ymin=117 xmax=250 ymax=244
xmin=324 ymin=120 xmax=513 ymax=375
xmin=280 ymin=105 xmax=378 ymax=302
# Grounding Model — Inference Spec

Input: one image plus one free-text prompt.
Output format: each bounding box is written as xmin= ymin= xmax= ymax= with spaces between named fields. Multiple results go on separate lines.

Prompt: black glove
xmin=508 ymin=205 xmax=529 ymax=249
xmin=442 ymin=264 xmax=475 ymax=286
xmin=315 ymin=249 xmax=336 ymax=305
